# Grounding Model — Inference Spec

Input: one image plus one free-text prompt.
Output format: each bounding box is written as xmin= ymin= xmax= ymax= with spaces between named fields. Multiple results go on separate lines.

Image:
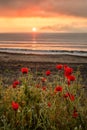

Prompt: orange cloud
xmin=0 ymin=0 xmax=87 ymax=18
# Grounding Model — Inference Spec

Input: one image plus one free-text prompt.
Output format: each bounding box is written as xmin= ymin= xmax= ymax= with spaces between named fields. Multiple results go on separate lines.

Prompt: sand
xmin=0 ymin=52 xmax=87 ymax=63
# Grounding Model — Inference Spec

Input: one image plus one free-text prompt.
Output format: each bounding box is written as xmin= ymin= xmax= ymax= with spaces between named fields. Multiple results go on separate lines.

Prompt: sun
xmin=32 ymin=27 xmax=37 ymax=32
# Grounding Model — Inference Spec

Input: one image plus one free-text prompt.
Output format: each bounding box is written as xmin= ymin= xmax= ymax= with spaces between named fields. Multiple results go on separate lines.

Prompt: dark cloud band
xmin=0 ymin=0 xmax=87 ymax=17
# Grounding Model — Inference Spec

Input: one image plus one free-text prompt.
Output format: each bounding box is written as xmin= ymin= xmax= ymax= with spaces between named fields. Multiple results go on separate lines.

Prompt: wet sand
xmin=0 ymin=52 xmax=87 ymax=63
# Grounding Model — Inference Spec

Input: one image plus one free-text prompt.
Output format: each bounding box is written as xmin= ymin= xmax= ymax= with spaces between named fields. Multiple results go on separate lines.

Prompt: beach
xmin=0 ymin=52 xmax=87 ymax=86
xmin=0 ymin=51 xmax=87 ymax=63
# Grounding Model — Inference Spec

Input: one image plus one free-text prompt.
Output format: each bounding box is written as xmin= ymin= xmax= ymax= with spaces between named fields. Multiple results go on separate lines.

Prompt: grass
xmin=0 ymin=64 xmax=87 ymax=130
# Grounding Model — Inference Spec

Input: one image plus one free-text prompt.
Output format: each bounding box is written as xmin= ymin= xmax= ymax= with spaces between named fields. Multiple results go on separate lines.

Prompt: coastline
xmin=0 ymin=47 xmax=87 ymax=56
xmin=0 ymin=51 xmax=87 ymax=63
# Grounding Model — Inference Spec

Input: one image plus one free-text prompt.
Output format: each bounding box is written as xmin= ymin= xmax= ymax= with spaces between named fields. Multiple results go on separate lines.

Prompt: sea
xmin=0 ymin=32 xmax=87 ymax=56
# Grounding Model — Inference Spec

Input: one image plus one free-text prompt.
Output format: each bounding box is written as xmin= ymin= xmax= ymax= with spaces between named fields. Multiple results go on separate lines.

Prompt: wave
xmin=0 ymin=48 xmax=87 ymax=57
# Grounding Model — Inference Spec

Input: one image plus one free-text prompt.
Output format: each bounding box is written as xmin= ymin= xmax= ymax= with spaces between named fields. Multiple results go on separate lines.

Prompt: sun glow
xmin=32 ymin=27 xmax=37 ymax=32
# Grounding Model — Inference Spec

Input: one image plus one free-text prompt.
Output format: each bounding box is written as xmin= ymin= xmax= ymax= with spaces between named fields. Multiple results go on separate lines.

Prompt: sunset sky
xmin=0 ymin=0 xmax=87 ymax=32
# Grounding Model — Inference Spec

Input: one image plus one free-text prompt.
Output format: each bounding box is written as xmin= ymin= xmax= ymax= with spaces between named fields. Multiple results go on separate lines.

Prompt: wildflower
xmin=72 ymin=112 xmax=78 ymax=118
xmin=36 ymin=84 xmax=40 ymax=88
xmin=54 ymin=86 xmax=63 ymax=93
xmin=63 ymin=93 xmax=70 ymax=98
xmin=12 ymin=80 xmax=20 ymax=88
xmin=72 ymin=111 xmax=78 ymax=118
xmin=67 ymin=75 xmax=76 ymax=81
xmin=41 ymin=77 xmax=47 ymax=82
xmin=13 ymin=84 xmax=17 ymax=88
xmin=48 ymin=102 xmax=51 ymax=107
xmin=42 ymin=86 xmax=46 ymax=91
xmin=64 ymin=67 xmax=73 ymax=77
xmin=64 ymin=93 xmax=75 ymax=101
xmin=45 ymin=70 xmax=51 ymax=76
xmin=12 ymin=101 xmax=19 ymax=111
xmin=69 ymin=94 xmax=75 ymax=101
xmin=56 ymin=64 xmax=63 ymax=70
xmin=13 ymin=80 xmax=20 ymax=85
xmin=21 ymin=67 xmax=28 ymax=74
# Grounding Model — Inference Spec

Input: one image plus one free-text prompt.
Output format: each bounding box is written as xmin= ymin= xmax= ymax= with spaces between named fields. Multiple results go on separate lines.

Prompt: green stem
xmin=79 ymin=114 xmax=86 ymax=130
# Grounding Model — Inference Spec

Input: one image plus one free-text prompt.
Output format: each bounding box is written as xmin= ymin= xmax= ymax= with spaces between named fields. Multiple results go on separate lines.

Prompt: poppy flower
xmin=54 ymin=86 xmax=63 ymax=93
xmin=42 ymin=86 xmax=46 ymax=91
xmin=67 ymin=75 xmax=76 ymax=81
xmin=12 ymin=80 xmax=20 ymax=88
xmin=47 ymin=102 xmax=51 ymax=107
xmin=72 ymin=111 xmax=78 ymax=118
xmin=13 ymin=84 xmax=17 ymax=88
xmin=63 ymin=93 xmax=70 ymax=98
xmin=36 ymin=84 xmax=40 ymax=88
xmin=56 ymin=64 xmax=63 ymax=70
xmin=64 ymin=67 xmax=73 ymax=77
xmin=13 ymin=80 xmax=20 ymax=85
xmin=69 ymin=94 xmax=75 ymax=101
xmin=45 ymin=70 xmax=51 ymax=76
xmin=12 ymin=101 xmax=19 ymax=111
xmin=41 ymin=77 xmax=47 ymax=82
xmin=64 ymin=93 xmax=75 ymax=101
xmin=21 ymin=67 xmax=28 ymax=74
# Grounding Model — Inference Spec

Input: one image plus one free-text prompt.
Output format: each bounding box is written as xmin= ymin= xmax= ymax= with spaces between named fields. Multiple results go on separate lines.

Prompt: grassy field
xmin=0 ymin=64 xmax=87 ymax=130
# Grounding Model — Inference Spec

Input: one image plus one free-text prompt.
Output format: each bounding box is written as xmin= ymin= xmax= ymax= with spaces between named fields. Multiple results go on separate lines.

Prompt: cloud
xmin=0 ymin=0 xmax=87 ymax=17
xmin=51 ymin=0 xmax=87 ymax=18
xmin=40 ymin=22 xmax=87 ymax=32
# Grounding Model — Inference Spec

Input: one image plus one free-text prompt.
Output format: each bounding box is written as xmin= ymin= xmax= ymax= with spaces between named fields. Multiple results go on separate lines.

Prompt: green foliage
xmin=0 ymin=66 xmax=87 ymax=130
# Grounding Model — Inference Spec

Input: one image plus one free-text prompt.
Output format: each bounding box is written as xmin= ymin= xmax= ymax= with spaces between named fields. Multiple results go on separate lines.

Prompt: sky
xmin=0 ymin=0 xmax=87 ymax=32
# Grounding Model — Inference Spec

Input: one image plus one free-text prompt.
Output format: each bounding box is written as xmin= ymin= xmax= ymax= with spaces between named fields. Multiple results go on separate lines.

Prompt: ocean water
xmin=0 ymin=33 xmax=87 ymax=56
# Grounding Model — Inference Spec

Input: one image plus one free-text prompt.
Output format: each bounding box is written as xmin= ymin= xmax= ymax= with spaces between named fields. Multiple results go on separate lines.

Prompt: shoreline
xmin=0 ymin=48 xmax=87 ymax=56
xmin=0 ymin=52 xmax=87 ymax=63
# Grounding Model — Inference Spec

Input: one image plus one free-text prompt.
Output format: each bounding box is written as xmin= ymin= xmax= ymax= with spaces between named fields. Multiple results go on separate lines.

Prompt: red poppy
xmin=21 ymin=67 xmax=28 ymax=74
xmin=13 ymin=80 xmax=20 ymax=85
xmin=48 ymin=102 xmax=51 ymax=107
xmin=69 ymin=94 xmax=75 ymax=101
xmin=12 ymin=80 xmax=20 ymax=88
xmin=56 ymin=64 xmax=63 ymax=70
xmin=54 ymin=86 xmax=63 ymax=93
xmin=72 ymin=112 xmax=78 ymax=118
xmin=42 ymin=86 xmax=46 ymax=91
xmin=64 ymin=67 xmax=73 ymax=77
xmin=12 ymin=101 xmax=19 ymax=111
xmin=13 ymin=84 xmax=17 ymax=88
xmin=36 ymin=84 xmax=40 ymax=88
xmin=45 ymin=70 xmax=51 ymax=76
xmin=63 ymin=93 xmax=70 ymax=98
xmin=41 ymin=77 xmax=47 ymax=82
xmin=64 ymin=93 xmax=75 ymax=101
xmin=67 ymin=75 xmax=76 ymax=81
